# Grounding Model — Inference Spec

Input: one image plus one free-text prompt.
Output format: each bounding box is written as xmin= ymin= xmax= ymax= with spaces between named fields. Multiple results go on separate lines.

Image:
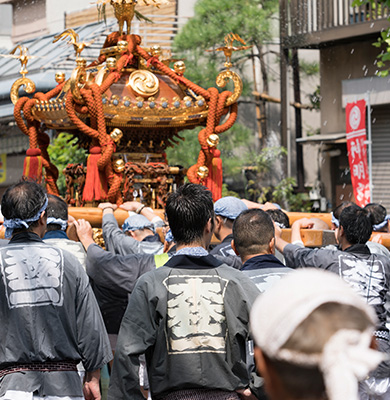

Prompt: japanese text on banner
xmin=345 ymin=99 xmax=370 ymax=207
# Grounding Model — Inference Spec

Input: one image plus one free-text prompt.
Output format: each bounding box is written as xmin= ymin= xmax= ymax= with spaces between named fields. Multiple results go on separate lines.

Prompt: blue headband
xmin=3 ymin=196 xmax=48 ymax=239
xmin=47 ymin=217 xmax=68 ymax=231
xmin=275 ymin=221 xmax=286 ymax=229
xmin=331 ymin=212 xmax=339 ymax=228
xmin=373 ymin=215 xmax=390 ymax=231
xmin=165 ymin=229 xmax=175 ymax=243
xmin=122 ymin=214 xmax=155 ymax=233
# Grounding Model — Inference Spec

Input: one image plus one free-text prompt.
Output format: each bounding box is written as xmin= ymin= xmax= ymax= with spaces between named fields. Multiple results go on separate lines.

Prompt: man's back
xmin=241 ymin=254 xmax=292 ymax=293
xmin=283 ymin=243 xmax=390 ymax=330
xmin=44 ymin=235 xmax=87 ymax=269
xmin=0 ymin=234 xmax=112 ymax=397
xmin=109 ymin=183 xmax=261 ymax=399
xmin=109 ymin=253 xmax=260 ymax=399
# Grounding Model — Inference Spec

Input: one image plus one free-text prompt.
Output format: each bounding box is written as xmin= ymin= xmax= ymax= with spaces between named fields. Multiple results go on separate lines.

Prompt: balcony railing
xmin=281 ymin=0 xmax=390 ymax=48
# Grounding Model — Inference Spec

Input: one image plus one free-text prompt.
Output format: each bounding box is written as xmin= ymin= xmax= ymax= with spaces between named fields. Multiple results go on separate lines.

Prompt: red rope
xmin=13 ymin=31 xmax=239 ymax=204
xmin=14 ymin=83 xmax=65 ymax=194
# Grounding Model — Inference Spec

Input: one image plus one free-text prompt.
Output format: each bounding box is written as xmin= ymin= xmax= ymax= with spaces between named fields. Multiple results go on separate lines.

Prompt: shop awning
xmin=296 ymin=133 xmax=346 ymax=144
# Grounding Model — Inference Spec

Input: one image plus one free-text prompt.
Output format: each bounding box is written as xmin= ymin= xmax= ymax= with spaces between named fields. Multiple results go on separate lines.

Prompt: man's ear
xmin=254 ymin=347 xmax=268 ymax=378
xmin=38 ymin=210 xmax=47 ymax=226
xmin=370 ymin=335 xmax=378 ymax=350
xmin=269 ymin=237 xmax=275 ymax=254
xmin=215 ymin=215 xmax=222 ymax=229
xmin=206 ymin=217 xmax=214 ymax=234
xmin=339 ymin=225 xmax=345 ymax=237
xmin=231 ymin=239 xmax=239 ymax=256
xmin=254 ymin=346 xmax=282 ymax=399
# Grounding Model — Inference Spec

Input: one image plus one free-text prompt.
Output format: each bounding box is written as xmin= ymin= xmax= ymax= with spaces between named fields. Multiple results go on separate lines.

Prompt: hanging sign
xmin=345 ymin=99 xmax=370 ymax=207
xmin=0 ymin=154 xmax=6 ymax=184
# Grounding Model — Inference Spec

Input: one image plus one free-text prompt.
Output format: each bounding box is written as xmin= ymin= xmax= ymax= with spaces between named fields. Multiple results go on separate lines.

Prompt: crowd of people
xmin=1 ymin=180 xmax=390 ymax=400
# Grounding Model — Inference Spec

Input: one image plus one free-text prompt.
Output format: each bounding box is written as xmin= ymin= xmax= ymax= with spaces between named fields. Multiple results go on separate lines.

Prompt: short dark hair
xmin=332 ymin=201 xmax=354 ymax=220
xmin=46 ymin=194 xmax=68 ymax=232
xmin=364 ymin=203 xmax=387 ymax=226
xmin=1 ymin=180 xmax=47 ymax=233
xmin=266 ymin=209 xmax=290 ymax=228
xmin=233 ymin=209 xmax=275 ymax=258
xmin=339 ymin=204 xmax=372 ymax=244
xmin=165 ymin=183 xmax=214 ymax=245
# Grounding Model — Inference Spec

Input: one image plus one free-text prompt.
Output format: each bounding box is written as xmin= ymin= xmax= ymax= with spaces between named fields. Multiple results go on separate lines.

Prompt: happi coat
xmin=0 ymin=232 xmax=112 ymax=397
xmin=108 ymin=253 xmax=260 ymax=400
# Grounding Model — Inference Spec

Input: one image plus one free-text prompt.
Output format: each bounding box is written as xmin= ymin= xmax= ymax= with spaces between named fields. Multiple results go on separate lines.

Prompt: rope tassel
xmin=83 ymin=147 xmax=108 ymax=202
xmin=206 ymin=149 xmax=223 ymax=202
xmin=23 ymin=148 xmax=43 ymax=182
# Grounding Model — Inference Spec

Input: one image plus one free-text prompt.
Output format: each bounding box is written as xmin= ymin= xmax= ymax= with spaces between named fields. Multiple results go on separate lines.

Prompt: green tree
xmin=173 ymin=0 xmax=279 ymax=141
xmin=174 ymin=0 xmax=278 ymax=61
xmin=168 ymin=0 xmax=279 ymax=192
xmin=353 ymin=0 xmax=390 ymax=76
xmin=165 ymin=123 xmax=255 ymax=183
xmin=47 ymin=133 xmax=87 ymax=196
xmin=246 ymin=146 xmax=311 ymax=211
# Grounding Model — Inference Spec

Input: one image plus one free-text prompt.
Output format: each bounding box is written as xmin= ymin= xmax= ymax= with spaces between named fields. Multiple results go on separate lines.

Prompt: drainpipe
xmin=292 ymin=48 xmax=305 ymax=191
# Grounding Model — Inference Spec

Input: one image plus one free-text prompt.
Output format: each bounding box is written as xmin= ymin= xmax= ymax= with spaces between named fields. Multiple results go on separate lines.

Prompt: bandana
xmin=3 ymin=196 xmax=48 ymax=239
xmin=165 ymin=229 xmax=175 ymax=243
xmin=275 ymin=221 xmax=286 ymax=229
xmin=47 ymin=217 xmax=68 ymax=231
xmin=373 ymin=215 xmax=390 ymax=231
xmin=122 ymin=214 xmax=155 ymax=233
xmin=331 ymin=212 xmax=339 ymax=228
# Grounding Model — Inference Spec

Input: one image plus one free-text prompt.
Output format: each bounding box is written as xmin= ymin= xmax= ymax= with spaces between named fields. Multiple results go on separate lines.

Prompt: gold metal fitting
xmin=129 ymin=71 xmax=159 ymax=97
xmin=76 ymin=58 xmax=87 ymax=68
xmin=197 ymin=166 xmax=209 ymax=179
xmin=113 ymin=158 xmax=126 ymax=173
xmin=207 ymin=134 xmax=220 ymax=147
xmin=110 ymin=128 xmax=123 ymax=143
xmin=169 ymin=166 xmax=180 ymax=174
xmin=55 ymin=71 xmax=66 ymax=84
xmin=150 ymin=45 xmax=162 ymax=59
xmin=117 ymin=41 xmax=129 ymax=53
xmin=174 ymin=60 xmax=186 ymax=76
xmin=106 ymin=57 xmax=117 ymax=71
xmin=92 ymin=228 xmax=105 ymax=248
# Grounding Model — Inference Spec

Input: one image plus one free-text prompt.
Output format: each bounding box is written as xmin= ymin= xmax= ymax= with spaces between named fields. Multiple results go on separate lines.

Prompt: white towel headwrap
xmin=250 ymin=268 xmax=386 ymax=400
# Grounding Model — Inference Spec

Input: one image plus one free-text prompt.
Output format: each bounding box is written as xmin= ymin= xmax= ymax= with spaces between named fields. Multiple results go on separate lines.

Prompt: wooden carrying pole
xmin=68 ymin=208 xmax=333 ymax=229
xmin=1 ymin=209 xmax=389 ymax=249
xmin=68 ymin=207 xmax=165 ymax=227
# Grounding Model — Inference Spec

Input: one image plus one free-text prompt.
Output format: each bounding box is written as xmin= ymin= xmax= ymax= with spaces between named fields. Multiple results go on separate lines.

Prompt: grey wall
xmin=178 ymin=0 xmax=196 ymax=19
xmin=0 ymin=4 xmax=12 ymax=49
xmin=320 ymin=39 xmax=380 ymax=135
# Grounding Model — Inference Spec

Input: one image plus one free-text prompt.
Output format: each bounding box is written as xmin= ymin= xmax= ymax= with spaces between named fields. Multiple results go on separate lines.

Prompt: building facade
xmin=280 ymin=0 xmax=390 ymax=208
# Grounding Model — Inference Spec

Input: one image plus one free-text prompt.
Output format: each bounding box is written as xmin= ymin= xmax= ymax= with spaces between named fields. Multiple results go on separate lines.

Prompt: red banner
xmin=345 ymin=99 xmax=370 ymax=207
